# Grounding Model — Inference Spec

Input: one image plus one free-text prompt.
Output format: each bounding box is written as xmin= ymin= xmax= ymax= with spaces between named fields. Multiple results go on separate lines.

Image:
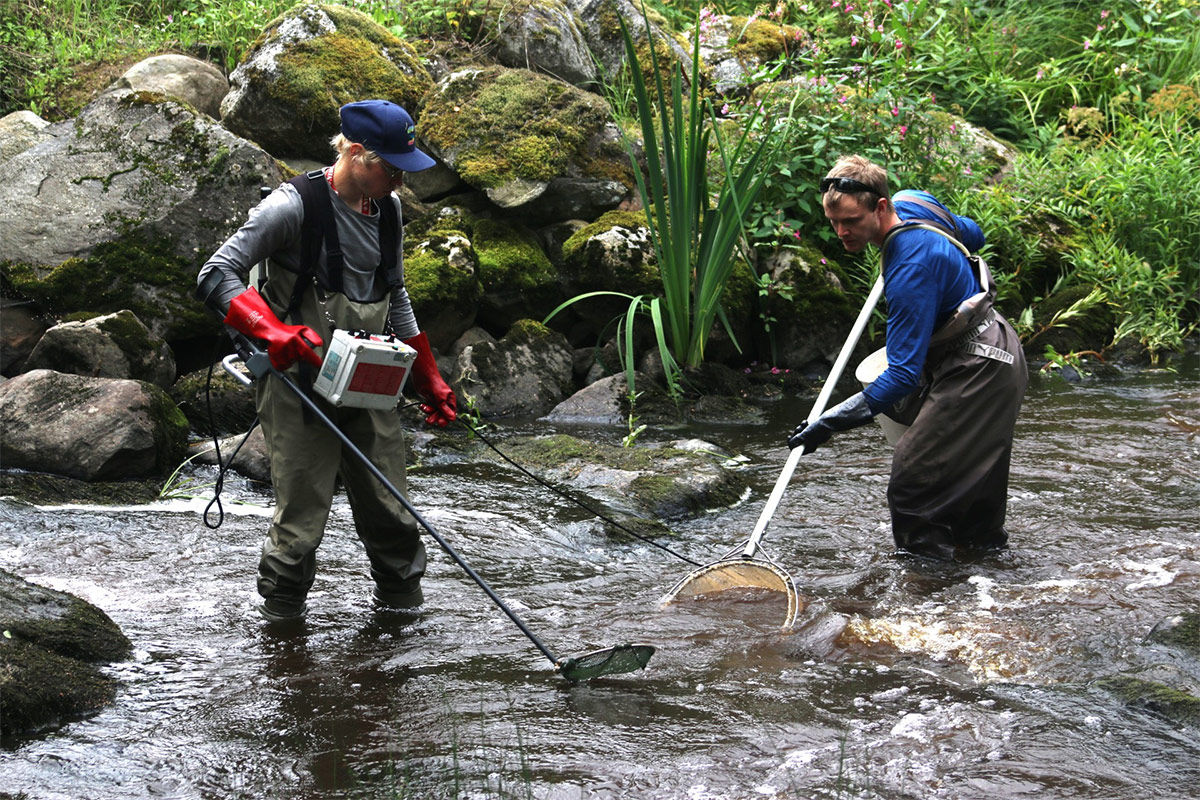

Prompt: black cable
xmin=200 ymin=337 xmax=260 ymax=530
xmin=444 ymin=412 xmax=701 ymax=567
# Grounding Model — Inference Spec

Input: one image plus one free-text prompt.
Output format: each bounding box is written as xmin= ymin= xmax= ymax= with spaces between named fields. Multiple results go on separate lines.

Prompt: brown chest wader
xmin=880 ymin=222 xmax=1028 ymax=560
xmin=253 ymin=182 xmax=424 ymax=612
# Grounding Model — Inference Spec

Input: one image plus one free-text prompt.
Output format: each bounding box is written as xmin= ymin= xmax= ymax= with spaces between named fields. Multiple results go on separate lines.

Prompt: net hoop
xmin=660 ymin=556 xmax=800 ymax=631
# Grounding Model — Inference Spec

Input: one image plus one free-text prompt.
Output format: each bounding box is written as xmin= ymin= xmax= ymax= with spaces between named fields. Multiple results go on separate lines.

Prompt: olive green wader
xmin=254 ymin=265 xmax=426 ymax=615
xmin=882 ymin=226 xmax=1028 ymax=560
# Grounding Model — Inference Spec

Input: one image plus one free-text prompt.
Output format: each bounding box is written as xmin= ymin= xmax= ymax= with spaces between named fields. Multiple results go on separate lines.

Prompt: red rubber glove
xmin=224 ymin=287 xmax=323 ymax=371
xmin=403 ymin=331 xmax=457 ymax=427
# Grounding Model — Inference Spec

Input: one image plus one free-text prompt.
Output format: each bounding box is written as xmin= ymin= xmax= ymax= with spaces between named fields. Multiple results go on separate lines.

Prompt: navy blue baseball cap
xmin=340 ymin=100 xmax=436 ymax=172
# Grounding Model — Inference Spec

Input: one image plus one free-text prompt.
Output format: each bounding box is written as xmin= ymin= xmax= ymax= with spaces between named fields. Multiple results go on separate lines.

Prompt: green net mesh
xmin=556 ymin=643 xmax=655 ymax=681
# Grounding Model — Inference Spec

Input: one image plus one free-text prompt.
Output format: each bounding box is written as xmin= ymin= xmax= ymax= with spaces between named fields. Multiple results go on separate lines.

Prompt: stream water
xmin=2 ymin=360 xmax=1198 ymax=799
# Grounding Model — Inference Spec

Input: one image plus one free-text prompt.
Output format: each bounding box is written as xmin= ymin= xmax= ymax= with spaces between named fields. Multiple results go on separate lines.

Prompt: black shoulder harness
xmin=280 ymin=170 xmax=400 ymax=320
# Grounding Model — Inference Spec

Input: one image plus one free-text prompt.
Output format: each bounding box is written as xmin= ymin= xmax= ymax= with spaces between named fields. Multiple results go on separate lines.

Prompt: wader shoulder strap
xmin=284 ymin=171 xmax=400 ymax=315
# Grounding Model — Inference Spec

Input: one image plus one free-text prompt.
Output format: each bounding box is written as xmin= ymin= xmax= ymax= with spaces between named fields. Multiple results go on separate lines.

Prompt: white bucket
xmin=854 ymin=347 xmax=910 ymax=445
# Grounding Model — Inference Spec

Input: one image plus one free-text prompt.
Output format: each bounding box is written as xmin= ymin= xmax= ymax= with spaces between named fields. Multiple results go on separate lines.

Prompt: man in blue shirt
xmin=788 ymin=155 xmax=1027 ymax=560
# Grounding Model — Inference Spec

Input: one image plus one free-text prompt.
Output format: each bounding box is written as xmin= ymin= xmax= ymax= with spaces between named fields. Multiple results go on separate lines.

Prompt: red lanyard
xmin=324 ymin=166 xmax=371 ymax=215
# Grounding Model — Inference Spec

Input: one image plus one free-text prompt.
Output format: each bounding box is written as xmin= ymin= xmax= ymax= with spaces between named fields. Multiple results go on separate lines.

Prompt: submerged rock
xmin=481 ymin=432 xmax=748 ymax=523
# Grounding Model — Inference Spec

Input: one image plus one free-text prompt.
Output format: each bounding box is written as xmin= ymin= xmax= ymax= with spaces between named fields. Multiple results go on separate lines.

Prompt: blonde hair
xmin=330 ymin=133 xmax=383 ymax=166
xmin=824 ymin=155 xmax=892 ymax=209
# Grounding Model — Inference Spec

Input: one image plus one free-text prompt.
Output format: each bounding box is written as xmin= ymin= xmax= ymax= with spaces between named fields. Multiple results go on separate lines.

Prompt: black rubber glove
xmin=787 ymin=392 xmax=875 ymax=452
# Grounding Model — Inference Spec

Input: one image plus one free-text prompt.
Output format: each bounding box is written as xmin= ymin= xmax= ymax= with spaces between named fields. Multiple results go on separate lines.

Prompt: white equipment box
xmin=312 ymin=330 xmax=416 ymax=409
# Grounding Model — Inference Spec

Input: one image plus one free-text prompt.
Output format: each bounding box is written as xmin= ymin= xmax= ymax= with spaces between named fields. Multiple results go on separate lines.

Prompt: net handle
xmin=742 ymin=274 xmax=885 ymax=557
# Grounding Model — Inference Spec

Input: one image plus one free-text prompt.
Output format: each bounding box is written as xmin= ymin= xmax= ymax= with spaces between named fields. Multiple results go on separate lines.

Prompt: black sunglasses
xmin=819 ymin=176 xmax=881 ymax=196
xmin=375 ymin=158 xmax=403 ymax=180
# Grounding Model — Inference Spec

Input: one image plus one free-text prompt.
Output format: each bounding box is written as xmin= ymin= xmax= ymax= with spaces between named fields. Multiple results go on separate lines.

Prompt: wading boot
xmin=372 ymin=582 xmax=423 ymax=611
xmin=259 ymin=596 xmax=308 ymax=623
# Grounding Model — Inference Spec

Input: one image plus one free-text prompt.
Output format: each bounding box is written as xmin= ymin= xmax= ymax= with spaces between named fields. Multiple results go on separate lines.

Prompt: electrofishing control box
xmin=312 ymin=330 xmax=416 ymax=410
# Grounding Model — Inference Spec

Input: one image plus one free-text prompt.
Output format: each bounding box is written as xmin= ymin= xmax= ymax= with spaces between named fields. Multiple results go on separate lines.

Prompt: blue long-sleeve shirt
xmin=862 ymin=190 xmax=985 ymax=413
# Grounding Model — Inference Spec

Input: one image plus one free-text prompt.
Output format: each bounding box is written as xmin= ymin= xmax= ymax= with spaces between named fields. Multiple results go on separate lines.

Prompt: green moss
xmin=730 ymin=16 xmax=803 ymax=62
xmin=0 ymin=638 xmax=120 ymax=737
xmin=1 ymin=231 xmax=195 ymax=329
xmin=1147 ymin=613 xmax=1200 ymax=655
xmin=143 ymin=383 xmax=190 ymax=474
xmin=0 ymin=473 xmax=163 ymax=505
xmin=275 ymin=32 xmax=430 ymax=131
xmin=403 ymin=230 xmax=483 ymax=308
xmin=421 ymin=66 xmax=610 ymax=187
xmin=1095 ymin=675 xmax=1200 ymax=725
xmin=95 ymin=310 xmax=156 ymax=355
xmin=473 ymin=219 xmax=554 ymax=292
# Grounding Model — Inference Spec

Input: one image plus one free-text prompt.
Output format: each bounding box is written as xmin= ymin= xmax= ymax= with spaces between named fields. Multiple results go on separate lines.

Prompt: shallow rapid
xmin=2 ymin=361 xmax=1197 ymax=799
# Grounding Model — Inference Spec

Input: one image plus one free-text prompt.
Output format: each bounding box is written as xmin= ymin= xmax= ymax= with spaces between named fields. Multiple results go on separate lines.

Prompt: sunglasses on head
xmin=819 ymin=176 xmax=880 ymax=196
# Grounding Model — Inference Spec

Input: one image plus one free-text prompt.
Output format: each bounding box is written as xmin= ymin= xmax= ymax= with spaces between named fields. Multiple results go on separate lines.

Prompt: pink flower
xmin=891 ymin=107 xmax=900 ymax=116
xmin=895 ymin=39 xmax=905 ymax=49
xmin=721 ymin=103 xmax=730 ymax=115
xmin=1084 ymin=39 xmax=1092 ymax=50
xmin=898 ymin=125 xmax=908 ymax=137
xmin=838 ymin=95 xmax=848 ymax=104
xmin=820 ymin=258 xmax=828 ymax=265
xmin=851 ymin=34 xmax=859 ymax=46
xmin=1101 ymin=9 xmax=1110 ymax=18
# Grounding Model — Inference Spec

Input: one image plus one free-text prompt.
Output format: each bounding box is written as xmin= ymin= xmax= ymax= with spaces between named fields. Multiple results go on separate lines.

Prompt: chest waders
xmin=880 ymin=223 xmax=1028 ymax=560
xmin=253 ymin=176 xmax=424 ymax=618
xmin=225 ymin=334 xmax=655 ymax=680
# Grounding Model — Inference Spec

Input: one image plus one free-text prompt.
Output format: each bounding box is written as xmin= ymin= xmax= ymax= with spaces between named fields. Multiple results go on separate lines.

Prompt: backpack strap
xmin=377 ymin=194 xmax=400 ymax=289
xmin=287 ymin=170 xmax=345 ymax=299
xmin=284 ymin=170 xmax=401 ymax=316
xmin=893 ymin=192 xmax=962 ymax=241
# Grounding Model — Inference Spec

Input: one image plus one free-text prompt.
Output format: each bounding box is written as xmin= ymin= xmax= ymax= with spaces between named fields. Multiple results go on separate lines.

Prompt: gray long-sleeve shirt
xmin=197 ymin=178 xmax=420 ymax=339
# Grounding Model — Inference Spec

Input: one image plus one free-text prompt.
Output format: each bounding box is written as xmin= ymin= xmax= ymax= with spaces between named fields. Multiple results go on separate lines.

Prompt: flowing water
xmin=2 ymin=361 xmax=1198 ymax=799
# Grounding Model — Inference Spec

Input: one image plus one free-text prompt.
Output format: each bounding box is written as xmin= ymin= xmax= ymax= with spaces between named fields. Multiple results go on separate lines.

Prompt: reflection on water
xmin=1 ymin=364 xmax=1198 ymax=798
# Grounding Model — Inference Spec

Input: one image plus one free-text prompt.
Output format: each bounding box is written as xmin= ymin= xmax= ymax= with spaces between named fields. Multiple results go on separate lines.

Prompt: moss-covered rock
xmin=0 ymin=91 xmax=281 ymax=346
xmin=1094 ymin=675 xmax=1200 ymax=726
xmin=220 ymin=3 xmax=433 ymax=162
xmin=483 ymin=432 xmax=748 ymax=522
xmin=419 ymin=65 xmax=632 ymax=217
xmin=471 ymin=218 xmax=561 ymax=330
xmin=403 ymin=227 xmax=483 ymax=351
xmin=0 ymin=568 xmax=131 ymax=737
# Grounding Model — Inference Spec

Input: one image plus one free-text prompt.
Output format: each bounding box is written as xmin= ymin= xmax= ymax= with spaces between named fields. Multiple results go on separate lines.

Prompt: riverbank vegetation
xmin=3 ymin=0 xmax=1197 ymax=366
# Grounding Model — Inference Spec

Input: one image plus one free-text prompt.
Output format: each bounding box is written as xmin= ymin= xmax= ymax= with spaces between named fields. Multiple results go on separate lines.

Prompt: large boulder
xmin=564 ymin=0 xmax=692 ymax=89
xmin=451 ymin=319 xmax=575 ymax=417
xmin=418 ymin=65 xmax=633 ymax=223
xmin=0 ymin=370 xmax=189 ymax=481
xmin=25 ymin=309 xmax=176 ymax=388
xmin=220 ymin=2 xmax=434 ymax=163
xmin=103 ymin=53 xmax=229 ymax=119
xmin=0 ymin=568 xmax=132 ymax=737
xmin=486 ymin=0 xmax=598 ymax=89
xmin=0 ymin=90 xmax=282 ymax=344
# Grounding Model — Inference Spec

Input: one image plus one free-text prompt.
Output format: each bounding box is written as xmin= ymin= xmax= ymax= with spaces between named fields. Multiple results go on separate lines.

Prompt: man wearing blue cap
xmin=197 ymin=100 xmax=455 ymax=622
